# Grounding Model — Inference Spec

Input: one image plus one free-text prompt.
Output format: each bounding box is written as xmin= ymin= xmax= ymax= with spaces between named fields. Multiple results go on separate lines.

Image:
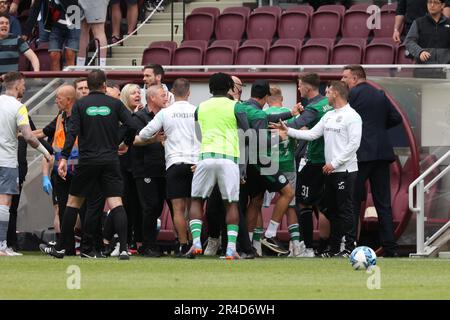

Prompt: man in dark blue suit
xmin=341 ymin=65 xmax=402 ymax=257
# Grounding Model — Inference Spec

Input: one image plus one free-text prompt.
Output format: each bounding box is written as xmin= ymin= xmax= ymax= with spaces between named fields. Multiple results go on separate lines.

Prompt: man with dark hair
xmin=341 ymin=65 xmax=402 ymax=257
xmin=283 ymin=72 xmax=334 ymax=257
xmin=405 ymin=0 xmax=450 ymax=65
xmin=73 ymin=78 xmax=89 ymax=99
xmin=0 ymin=13 xmax=39 ymax=73
xmin=39 ymin=69 xmax=138 ymax=260
xmin=135 ymin=78 xmax=200 ymax=257
xmin=0 ymin=72 xmax=52 ymax=256
xmin=241 ymin=80 xmax=299 ymax=255
xmin=141 ymin=63 xmax=174 ymax=106
xmin=274 ymin=80 xmax=362 ymax=257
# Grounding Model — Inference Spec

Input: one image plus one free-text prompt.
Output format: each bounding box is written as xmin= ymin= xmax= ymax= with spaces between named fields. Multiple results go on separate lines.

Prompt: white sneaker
xmin=204 ymin=237 xmax=220 ymax=256
xmin=297 ymin=248 xmax=315 ymax=258
xmin=252 ymin=240 xmax=262 ymax=257
xmin=4 ymin=247 xmax=22 ymax=256
xmin=288 ymin=241 xmax=306 ymax=257
xmin=110 ymin=243 xmax=120 ymax=257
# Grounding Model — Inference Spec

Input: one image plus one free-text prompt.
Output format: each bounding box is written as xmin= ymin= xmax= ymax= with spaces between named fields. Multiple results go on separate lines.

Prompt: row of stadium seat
xmin=184 ymin=3 xmax=399 ymax=43
xmin=141 ymin=37 xmax=413 ymax=66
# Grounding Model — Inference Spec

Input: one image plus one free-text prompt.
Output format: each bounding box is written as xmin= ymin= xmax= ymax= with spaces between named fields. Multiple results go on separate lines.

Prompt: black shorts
xmin=246 ymin=164 xmax=289 ymax=198
xmin=166 ymin=163 xmax=194 ymax=199
xmin=69 ymin=163 xmax=123 ymax=198
xmin=296 ymin=163 xmax=326 ymax=209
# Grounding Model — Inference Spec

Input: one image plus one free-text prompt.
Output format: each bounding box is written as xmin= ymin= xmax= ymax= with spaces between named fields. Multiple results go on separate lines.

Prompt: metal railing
xmin=409 ymin=150 xmax=450 ymax=256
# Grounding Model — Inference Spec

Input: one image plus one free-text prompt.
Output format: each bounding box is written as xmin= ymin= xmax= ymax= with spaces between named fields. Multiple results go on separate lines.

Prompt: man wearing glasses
xmin=405 ymin=0 xmax=450 ymax=65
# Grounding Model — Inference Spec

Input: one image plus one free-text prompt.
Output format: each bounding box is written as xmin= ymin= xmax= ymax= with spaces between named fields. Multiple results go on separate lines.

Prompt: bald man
xmin=228 ymin=76 xmax=244 ymax=102
xmin=34 ymin=84 xmax=80 ymax=256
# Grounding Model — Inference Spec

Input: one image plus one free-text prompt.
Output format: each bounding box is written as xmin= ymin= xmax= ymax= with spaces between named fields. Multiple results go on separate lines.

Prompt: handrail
xmin=409 ymin=150 xmax=450 ymax=255
xmin=25 ymin=78 xmax=60 ymax=111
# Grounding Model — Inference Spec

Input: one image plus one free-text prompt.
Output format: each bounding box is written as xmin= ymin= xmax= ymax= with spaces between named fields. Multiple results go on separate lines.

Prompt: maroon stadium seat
xmin=157 ymin=203 xmax=176 ymax=242
xmin=205 ymin=40 xmax=239 ymax=65
xmin=310 ymin=11 xmax=341 ymax=39
xmin=236 ymin=40 xmax=269 ymax=65
xmin=180 ymin=40 xmax=208 ymax=51
xmin=331 ymin=42 xmax=364 ymax=65
xmin=141 ymin=47 xmax=173 ymax=65
xmin=348 ymin=3 xmax=371 ymax=11
xmin=246 ymin=11 xmax=278 ymax=40
xmin=317 ymin=4 xmax=346 ymax=16
xmin=381 ymin=2 xmax=398 ymax=13
xmin=18 ymin=54 xmax=30 ymax=71
xmin=223 ymin=6 xmax=251 ymax=17
xmin=278 ymin=11 xmax=310 ymax=40
xmin=172 ymin=45 xmax=204 ymax=65
xmin=253 ymin=6 xmax=282 ymax=18
xmin=374 ymin=11 xmax=397 ymax=38
xmin=364 ymin=43 xmax=396 ymax=64
xmin=267 ymin=39 xmax=302 ymax=65
xmin=342 ymin=10 xmax=372 ymax=39
xmin=298 ymin=38 xmax=334 ymax=65
xmin=148 ymin=40 xmax=177 ymax=51
xmin=286 ymin=5 xmax=314 ymax=16
xmin=184 ymin=12 xmax=216 ymax=41
xmin=191 ymin=7 xmax=220 ymax=20
xmin=215 ymin=12 xmax=247 ymax=41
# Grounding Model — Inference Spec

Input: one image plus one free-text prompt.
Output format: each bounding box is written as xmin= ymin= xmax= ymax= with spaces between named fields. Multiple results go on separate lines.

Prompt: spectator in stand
xmin=405 ymin=0 xmax=450 ymax=65
xmin=141 ymin=64 xmax=174 ymax=107
xmin=110 ymin=0 xmax=138 ymax=44
xmin=0 ymin=0 xmax=20 ymax=37
xmin=393 ymin=0 xmax=450 ymax=43
xmin=77 ymin=0 xmax=109 ymax=68
xmin=0 ymin=13 xmax=39 ymax=74
xmin=47 ymin=0 xmax=81 ymax=70
xmin=21 ymin=0 xmax=50 ymax=45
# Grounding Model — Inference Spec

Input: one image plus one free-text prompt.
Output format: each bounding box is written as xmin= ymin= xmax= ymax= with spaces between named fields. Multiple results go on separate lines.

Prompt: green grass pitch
xmin=1 ymin=253 xmax=450 ymax=299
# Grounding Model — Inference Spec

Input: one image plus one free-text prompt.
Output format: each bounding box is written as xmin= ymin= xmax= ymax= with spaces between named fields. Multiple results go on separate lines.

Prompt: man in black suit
xmin=341 ymin=65 xmax=402 ymax=257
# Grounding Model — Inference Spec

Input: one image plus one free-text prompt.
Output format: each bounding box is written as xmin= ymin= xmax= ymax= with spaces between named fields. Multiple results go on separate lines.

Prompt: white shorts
xmin=79 ymin=0 xmax=109 ymax=24
xmin=191 ymin=158 xmax=240 ymax=202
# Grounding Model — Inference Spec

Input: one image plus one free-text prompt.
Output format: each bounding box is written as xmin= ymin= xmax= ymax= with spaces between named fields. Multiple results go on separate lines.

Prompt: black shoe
xmin=334 ymin=249 xmax=352 ymax=258
xmin=143 ymin=248 xmax=162 ymax=258
xmin=39 ymin=244 xmax=65 ymax=259
xmin=261 ymin=237 xmax=289 ymax=255
xmin=319 ymin=250 xmax=335 ymax=258
xmin=240 ymin=252 xmax=256 ymax=259
xmin=118 ymin=250 xmax=130 ymax=260
xmin=81 ymin=250 xmax=106 ymax=259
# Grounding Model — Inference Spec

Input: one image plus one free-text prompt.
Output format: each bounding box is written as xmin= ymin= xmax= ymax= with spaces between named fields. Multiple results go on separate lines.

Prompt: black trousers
xmin=121 ymin=168 xmax=142 ymax=244
xmin=81 ymin=187 xmax=105 ymax=253
xmin=135 ymin=177 xmax=166 ymax=249
xmin=205 ymin=184 xmax=253 ymax=254
xmin=324 ymin=171 xmax=357 ymax=253
xmin=352 ymin=161 xmax=398 ymax=253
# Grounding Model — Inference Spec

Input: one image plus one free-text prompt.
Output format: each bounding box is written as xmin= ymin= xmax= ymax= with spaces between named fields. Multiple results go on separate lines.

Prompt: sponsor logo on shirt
xmin=86 ymin=106 xmax=111 ymax=116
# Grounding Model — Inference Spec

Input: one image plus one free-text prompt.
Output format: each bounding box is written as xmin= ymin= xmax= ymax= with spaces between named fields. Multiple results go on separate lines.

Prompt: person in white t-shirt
xmin=273 ymin=80 xmax=362 ymax=258
xmin=134 ymin=78 xmax=200 ymax=257
xmin=141 ymin=64 xmax=175 ymax=107
xmin=0 ymin=72 xmax=52 ymax=256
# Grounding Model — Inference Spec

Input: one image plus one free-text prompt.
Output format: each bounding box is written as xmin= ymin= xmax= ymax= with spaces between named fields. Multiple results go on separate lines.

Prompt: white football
xmin=349 ymin=246 xmax=377 ymax=270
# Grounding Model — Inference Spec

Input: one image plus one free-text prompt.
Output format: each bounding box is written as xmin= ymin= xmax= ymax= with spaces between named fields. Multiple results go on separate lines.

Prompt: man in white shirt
xmin=141 ymin=64 xmax=175 ymax=107
xmin=273 ymin=80 xmax=362 ymax=257
xmin=134 ymin=78 xmax=200 ymax=257
xmin=0 ymin=72 xmax=52 ymax=256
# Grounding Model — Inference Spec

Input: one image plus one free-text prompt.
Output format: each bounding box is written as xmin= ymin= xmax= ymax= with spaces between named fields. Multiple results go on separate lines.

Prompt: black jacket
xmin=348 ymin=82 xmax=402 ymax=163
xmin=131 ymin=107 xmax=166 ymax=178
xmin=62 ymin=92 xmax=137 ymax=164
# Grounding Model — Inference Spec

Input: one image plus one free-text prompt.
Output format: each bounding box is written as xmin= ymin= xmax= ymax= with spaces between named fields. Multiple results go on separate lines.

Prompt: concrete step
xmin=111 ymin=46 xmax=148 ymax=56
xmin=123 ymin=34 xmax=183 ymax=47
xmin=166 ymin=1 xmax=248 ymax=13
xmin=438 ymin=251 xmax=450 ymax=258
xmin=108 ymin=57 xmax=142 ymax=66
xmin=136 ymin=22 xmax=184 ymax=35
